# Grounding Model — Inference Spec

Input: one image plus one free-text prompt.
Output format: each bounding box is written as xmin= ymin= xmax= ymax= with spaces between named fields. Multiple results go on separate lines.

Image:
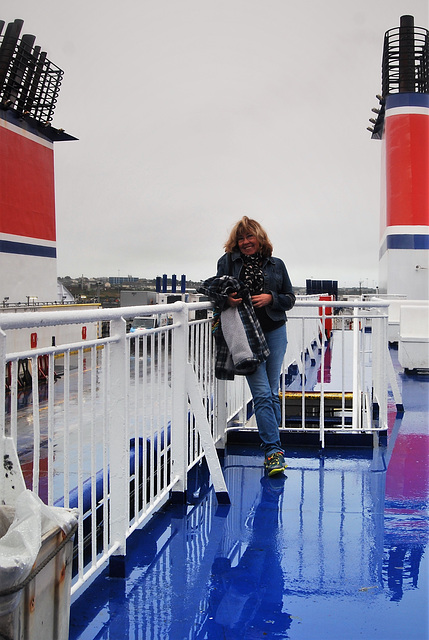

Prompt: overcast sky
xmin=2 ymin=0 xmax=428 ymax=286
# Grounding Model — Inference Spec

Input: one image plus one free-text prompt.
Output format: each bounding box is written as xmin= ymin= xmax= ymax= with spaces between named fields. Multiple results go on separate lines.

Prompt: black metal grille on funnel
xmin=0 ymin=18 xmax=63 ymax=125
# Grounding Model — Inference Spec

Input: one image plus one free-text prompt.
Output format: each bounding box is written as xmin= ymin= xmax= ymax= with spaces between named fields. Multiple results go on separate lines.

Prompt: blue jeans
xmin=246 ymin=324 xmax=287 ymax=456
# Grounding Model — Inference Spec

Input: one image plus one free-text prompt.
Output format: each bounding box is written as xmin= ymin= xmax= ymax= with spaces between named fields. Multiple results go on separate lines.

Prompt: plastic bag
xmin=0 ymin=490 xmax=78 ymax=614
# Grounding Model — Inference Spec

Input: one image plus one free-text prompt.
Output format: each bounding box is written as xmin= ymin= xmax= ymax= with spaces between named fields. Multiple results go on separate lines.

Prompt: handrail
xmin=0 ymin=299 xmax=391 ymax=598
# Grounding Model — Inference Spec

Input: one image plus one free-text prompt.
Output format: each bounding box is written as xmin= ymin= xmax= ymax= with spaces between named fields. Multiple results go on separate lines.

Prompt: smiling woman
xmin=212 ymin=216 xmax=295 ymax=475
xmin=237 ymin=232 xmax=259 ymax=256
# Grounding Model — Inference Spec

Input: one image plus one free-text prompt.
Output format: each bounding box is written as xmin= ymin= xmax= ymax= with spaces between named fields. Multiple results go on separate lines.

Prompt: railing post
xmin=0 ymin=329 xmax=6 ymax=497
xmin=319 ymin=305 xmax=326 ymax=449
xmin=215 ymin=379 xmax=228 ymax=447
xmin=377 ymin=312 xmax=388 ymax=432
xmin=108 ymin=317 xmax=129 ymax=577
xmin=171 ymin=302 xmax=189 ymax=502
xmin=352 ymin=306 xmax=361 ymax=431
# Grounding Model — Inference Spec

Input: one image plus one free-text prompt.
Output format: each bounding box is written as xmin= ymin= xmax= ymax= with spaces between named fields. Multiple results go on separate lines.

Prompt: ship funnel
xmin=371 ymin=15 xmax=429 ymax=299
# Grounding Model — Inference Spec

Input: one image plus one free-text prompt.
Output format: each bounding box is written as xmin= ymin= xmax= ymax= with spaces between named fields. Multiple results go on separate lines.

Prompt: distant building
xmin=109 ymin=276 xmax=139 ymax=286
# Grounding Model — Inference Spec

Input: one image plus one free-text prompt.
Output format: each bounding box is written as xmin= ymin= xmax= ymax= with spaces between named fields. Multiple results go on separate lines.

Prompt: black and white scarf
xmin=241 ymin=253 xmax=264 ymax=295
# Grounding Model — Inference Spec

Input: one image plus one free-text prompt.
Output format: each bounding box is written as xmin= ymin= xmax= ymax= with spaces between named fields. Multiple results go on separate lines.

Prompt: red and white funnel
xmin=371 ymin=16 xmax=428 ymax=299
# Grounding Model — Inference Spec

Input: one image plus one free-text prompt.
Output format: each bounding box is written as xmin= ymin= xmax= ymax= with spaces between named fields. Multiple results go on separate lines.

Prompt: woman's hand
xmin=228 ymin=293 xmax=242 ymax=307
xmin=251 ymin=293 xmax=273 ymax=308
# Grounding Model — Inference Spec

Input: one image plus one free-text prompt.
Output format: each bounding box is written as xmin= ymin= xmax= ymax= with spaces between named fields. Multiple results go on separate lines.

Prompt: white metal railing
xmin=0 ymin=301 xmax=231 ymax=597
xmin=0 ymin=298 xmax=392 ymax=597
xmin=280 ymin=300 xmax=392 ymax=447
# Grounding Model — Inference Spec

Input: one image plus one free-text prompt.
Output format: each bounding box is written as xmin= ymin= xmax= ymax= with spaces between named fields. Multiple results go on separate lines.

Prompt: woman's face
xmin=237 ymin=232 xmax=260 ymax=256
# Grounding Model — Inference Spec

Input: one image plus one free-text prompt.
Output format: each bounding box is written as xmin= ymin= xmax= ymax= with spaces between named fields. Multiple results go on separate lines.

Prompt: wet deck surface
xmin=69 ymin=359 xmax=428 ymax=640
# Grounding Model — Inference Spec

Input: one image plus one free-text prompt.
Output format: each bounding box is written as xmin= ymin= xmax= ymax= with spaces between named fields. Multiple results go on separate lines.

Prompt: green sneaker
xmin=264 ymin=451 xmax=287 ymax=476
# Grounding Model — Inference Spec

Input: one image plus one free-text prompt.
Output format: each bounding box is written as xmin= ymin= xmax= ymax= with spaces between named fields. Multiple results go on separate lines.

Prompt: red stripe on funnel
xmin=385 ymin=113 xmax=429 ymax=227
xmin=0 ymin=125 xmax=56 ymax=241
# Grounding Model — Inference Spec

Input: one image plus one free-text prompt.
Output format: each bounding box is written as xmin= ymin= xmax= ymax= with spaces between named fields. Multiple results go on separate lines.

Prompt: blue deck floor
xmin=69 ymin=361 xmax=428 ymax=640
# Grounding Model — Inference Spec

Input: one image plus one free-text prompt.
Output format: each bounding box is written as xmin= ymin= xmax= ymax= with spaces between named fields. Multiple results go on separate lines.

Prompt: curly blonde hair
xmin=224 ymin=216 xmax=273 ymax=257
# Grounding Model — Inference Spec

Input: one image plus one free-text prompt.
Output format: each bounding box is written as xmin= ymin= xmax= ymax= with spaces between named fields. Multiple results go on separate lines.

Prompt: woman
xmin=216 ymin=216 xmax=295 ymax=475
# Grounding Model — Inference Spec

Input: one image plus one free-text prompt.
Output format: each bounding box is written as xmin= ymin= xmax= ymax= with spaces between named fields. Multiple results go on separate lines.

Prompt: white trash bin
xmin=0 ymin=491 xmax=78 ymax=640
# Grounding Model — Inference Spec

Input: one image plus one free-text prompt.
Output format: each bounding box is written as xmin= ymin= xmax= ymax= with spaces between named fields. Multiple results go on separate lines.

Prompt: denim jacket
xmin=216 ymin=251 xmax=295 ymax=323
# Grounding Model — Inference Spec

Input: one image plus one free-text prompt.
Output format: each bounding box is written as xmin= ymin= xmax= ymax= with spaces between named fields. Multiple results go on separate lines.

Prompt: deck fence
xmin=0 ymin=298 xmax=391 ymax=597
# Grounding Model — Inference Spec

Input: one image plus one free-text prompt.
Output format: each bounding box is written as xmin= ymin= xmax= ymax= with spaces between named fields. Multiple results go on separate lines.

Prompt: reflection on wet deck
xmin=69 ymin=372 xmax=429 ymax=640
